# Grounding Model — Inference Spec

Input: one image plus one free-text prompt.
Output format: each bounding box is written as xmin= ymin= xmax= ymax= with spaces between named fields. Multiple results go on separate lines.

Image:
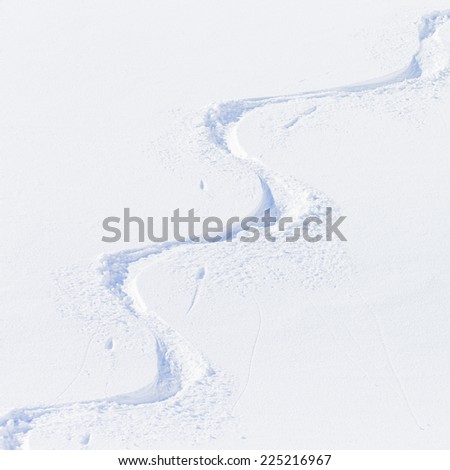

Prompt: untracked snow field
xmin=1 ymin=0 xmax=450 ymax=449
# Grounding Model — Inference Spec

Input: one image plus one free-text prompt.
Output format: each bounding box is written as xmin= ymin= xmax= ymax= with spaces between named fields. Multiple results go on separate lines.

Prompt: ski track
xmin=185 ymin=267 xmax=206 ymax=316
xmin=1 ymin=11 xmax=450 ymax=449
xmin=231 ymin=293 xmax=263 ymax=415
xmin=283 ymin=106 xmax=317 ymax=129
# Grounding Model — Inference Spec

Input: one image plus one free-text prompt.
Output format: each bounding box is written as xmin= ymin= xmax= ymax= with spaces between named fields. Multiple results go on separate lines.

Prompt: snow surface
xmin=1 ymin=0 xmax=450 ymax=449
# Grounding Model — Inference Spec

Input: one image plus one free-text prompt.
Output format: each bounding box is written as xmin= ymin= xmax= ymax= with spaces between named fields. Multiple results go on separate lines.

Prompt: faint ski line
xmin=231 ymin=293 xmax=262 ymax=415
xmin=185 ymin=267 xmax=206 ymax=316
xmin=53 ymin=334 xmax=96 ymax=403
xmin=347 ymin=277 xmax=424 ymax=430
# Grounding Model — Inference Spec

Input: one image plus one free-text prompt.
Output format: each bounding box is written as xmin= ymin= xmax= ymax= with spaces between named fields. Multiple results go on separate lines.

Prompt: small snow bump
xmin=197 ymin=267 xmax=206 ymax=280
xmin=80 ymin=433 xmax=90 ymax=446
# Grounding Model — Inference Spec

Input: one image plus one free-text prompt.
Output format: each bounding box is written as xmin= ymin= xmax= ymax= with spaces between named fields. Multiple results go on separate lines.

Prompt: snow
xmin=1 ymin=0 xmax=450 ymax=449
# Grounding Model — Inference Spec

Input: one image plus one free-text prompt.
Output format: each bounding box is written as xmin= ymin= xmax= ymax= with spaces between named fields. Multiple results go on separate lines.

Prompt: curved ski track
xmin=1 ymin=10 xmax=450 ymax=449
